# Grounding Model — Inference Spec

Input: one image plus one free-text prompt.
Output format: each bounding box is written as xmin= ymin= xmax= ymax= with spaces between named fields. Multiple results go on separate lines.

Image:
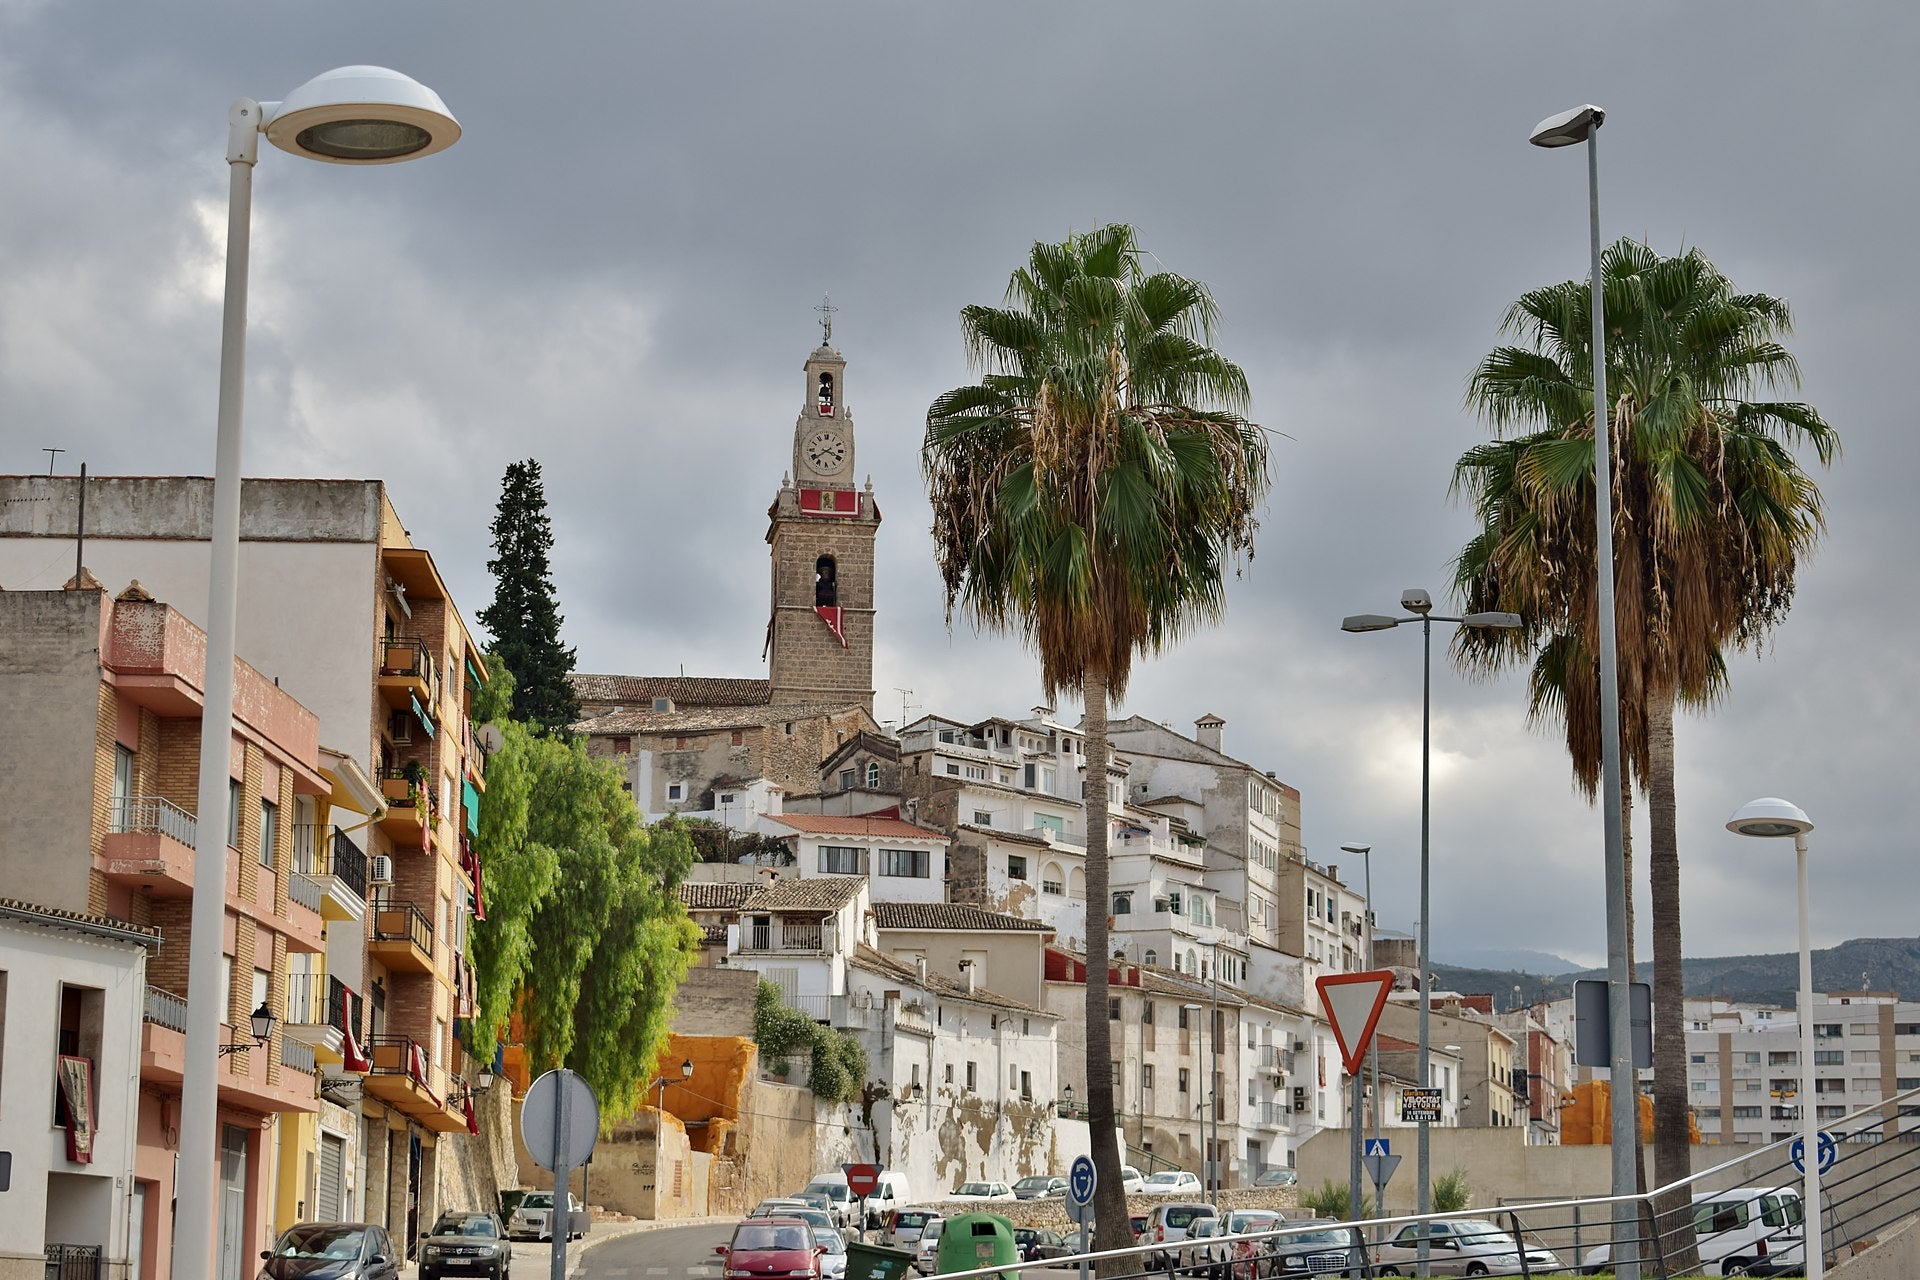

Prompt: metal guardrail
xmin=110 ymin=795 xmax=196 ymax=844
xmin=331 ymin=829 xmax=369 ymax=899
xmin=373 ymin=900 xmax=433 ymax=952
xmin=280 ymin=1037 xmax=317 ymax=1075
xmin=143 ymin=985 xmax=188 ymax=1034
xmin=288 ymin=872 xmax=323 ymax=913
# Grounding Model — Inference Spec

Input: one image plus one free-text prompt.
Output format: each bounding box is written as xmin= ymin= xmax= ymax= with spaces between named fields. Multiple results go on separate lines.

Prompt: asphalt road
xmin=566 ymin=1220 xmax=1093 ymax=1279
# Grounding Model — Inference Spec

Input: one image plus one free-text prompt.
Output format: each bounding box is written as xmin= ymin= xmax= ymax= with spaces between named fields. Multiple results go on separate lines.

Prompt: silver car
xmin=507 ymin=1191 xmax=583 ymax=1243
xmin=812 ymin=1227 xmax=848 ymax=1280
xmin=1372 ymin=1219 xmax=1561 ymax=1276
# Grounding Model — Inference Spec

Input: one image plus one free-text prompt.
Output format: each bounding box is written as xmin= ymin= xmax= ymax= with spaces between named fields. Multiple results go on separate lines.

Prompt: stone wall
xmin=670 ymin=968 xmax=760 ymax=1038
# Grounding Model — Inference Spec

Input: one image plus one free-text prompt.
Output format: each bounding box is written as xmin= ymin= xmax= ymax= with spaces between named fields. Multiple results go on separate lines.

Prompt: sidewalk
xmin=399 ymin=1214 xmax=737 ymax=1280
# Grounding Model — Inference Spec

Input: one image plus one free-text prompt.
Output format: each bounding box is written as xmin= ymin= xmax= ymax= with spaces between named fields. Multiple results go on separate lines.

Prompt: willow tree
xmin=1452 ymin=240 xmax=1835 ymax=1205
xmin=923 ymin=224 xmax=1268 ymax=1262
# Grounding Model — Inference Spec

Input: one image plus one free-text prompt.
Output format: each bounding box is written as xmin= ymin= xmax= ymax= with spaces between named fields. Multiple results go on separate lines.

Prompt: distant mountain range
xmin=1428 ymin=936 xmax=1920 ymax=1011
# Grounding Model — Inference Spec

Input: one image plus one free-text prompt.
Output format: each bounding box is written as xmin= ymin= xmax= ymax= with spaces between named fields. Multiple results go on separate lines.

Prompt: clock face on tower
xmin=803 ymin=429 xmax=849 ymax=474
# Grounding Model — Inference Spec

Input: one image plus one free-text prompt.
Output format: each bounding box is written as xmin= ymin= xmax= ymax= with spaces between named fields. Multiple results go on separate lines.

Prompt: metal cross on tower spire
xmin=815 ymin=293 xmax=837 ymax=345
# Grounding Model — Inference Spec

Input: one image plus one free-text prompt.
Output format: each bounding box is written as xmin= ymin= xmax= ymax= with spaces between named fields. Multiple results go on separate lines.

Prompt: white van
xmin=1582 ymin=1186 xmax=1804 ymax=1276
xmin=806 ymin=1170 xmax=915 ymax=1230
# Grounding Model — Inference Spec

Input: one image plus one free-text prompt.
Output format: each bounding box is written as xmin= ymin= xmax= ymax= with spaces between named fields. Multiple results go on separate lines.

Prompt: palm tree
xmin=923 ymin=224 xmax=1268 ymax=1264
xmin=1451 ymin=240 xmax=1835 ymax=1219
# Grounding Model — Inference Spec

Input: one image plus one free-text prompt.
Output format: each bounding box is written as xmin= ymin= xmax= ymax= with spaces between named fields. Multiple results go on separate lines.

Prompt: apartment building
xmin=1379 ymin=994 xmax=1526 ymax=1129
xmin=769 ymin=812 xmax=952 ymax=904
xmin=0 ymin=899 xmax=158 ymax=1280
xmin=0 ymin=585 xmax=327 ymax=1279
xmin=0 ymin=476 xmax=496 ymax=1245
xmin=1685 ymin=992 xmax=1920 ymax=1146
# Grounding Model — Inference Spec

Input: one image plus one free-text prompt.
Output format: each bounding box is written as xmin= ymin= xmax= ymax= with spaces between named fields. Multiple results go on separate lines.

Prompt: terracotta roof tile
xmin=872 ymin=903 xmax=1050 ymax=933
xmin=679 ymin=882 xmax=757 ymax=911
xmin=954 ymin=823 xmax=1052 ymax=848
xmin=850 ymin=945 xmax=1050 ymax=1015
xmin=574 ymin=701 xmax=867 ymax=736
xmin=739 ymin=876 xmax=867 ymax=913
xmin=769 ymin=813 xmax=948 ymax=841
xmin=571 ymin=674 xmax=771 ymax=711
xmin=0 ymin=898 xmax=161 ymax=945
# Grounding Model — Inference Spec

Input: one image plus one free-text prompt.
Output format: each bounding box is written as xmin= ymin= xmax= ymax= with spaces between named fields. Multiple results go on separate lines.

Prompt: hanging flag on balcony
xmin=461 ymin=840 xmax=486 ymax=921
xmin=408 ymin=1040 xmax=438 ymax=1103
xmin=815 ymin=605 xmax=847 ymax=648
xmin=57 ymin=1055 xmax=95 ymax=1163
xmin=341 ymin=986 xmax=371 ymax=1074
xmin=464 ymin=1093 xmax=479 ymax=1136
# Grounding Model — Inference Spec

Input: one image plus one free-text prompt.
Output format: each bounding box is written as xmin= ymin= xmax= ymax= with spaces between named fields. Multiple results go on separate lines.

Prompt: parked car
xmin=1143 ymin=1169 xmax=1204 ymax=1195
xmin=1013 ymin=1175 xmax=1068 ymax=1200
xmin=949 ymin=1181 xmax=1016 ymax=1202
xmin=776 ymin=1208 xmax=838 ymax=1236
xmin=807 ymin=1170 xmax=916 ymax=1229
xmin=1214 ymin=1209 xmax=1287 ymax=1279
xmin=1373 ymin=1219 xmax=1561 ymax=1276
xmin=752 ymin=1198 xmax=814 ymax=1217
xmin=1138 ymin=1202 xmax=1218 ymax=1271
xmin=1012 ymin=1227 xmax=1073 ymax=1263
xmin=912 ymin=1218 xmax=946 ymax=1274
xmin=1121 ymin=1166 xmax=1147 ymax=1194
xmin=1265 ymin=1225 xmax=1367 ymax=1279
xmin=811 ymin=1227 xmax=848 ymax=1280
xmin=1580 ymin=1186 xmax=1805 ymax=1276
xmin=1179 ymin=1217 xmax=1230 ymax=1276
xmin=1252 ymin=1168 xmax=1299 ymax=1188
xmin=885 ymin=1208 xmax=943 ymax=1249
xmin=417 ymin=1212 xmax=512 ymax=1280
xmin=507 ymin=1191 xmax=584 ymax=1242
xmin=791 ymin=1191 xmax=835 ymax=1216
xmin=798 ymin=1180 xmax=859 ymax=1228
xmin=258 ymin=1223 xmax=401 ymax=1280
xmin=715 ymin=1218 xmax=826 ymax=1279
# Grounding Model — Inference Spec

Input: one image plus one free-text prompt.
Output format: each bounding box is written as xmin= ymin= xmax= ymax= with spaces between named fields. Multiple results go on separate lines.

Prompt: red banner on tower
xmin=816 ymin=606 xmax=848 ymax=648
xmin=799 ymin=488 xmax=860 ymax=517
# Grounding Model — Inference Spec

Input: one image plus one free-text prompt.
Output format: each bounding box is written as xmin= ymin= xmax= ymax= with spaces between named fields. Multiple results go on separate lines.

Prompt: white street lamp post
xmin=1529 ymin=103 xmax=1639 ymax=1278
xmin=173 ymin=67 xmax=459 ymax=1280
xmin=1728 ymin=798 xmax=1822 ymax=1280
xmin=1342 ymin=593 xmax=1517 ymax=1275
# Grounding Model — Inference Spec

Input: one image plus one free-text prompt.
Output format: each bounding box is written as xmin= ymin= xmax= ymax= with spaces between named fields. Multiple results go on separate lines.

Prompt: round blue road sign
xmin=1069 ymin=1154 xmax=1096 ymax=1205
xmin=1789 ymin=1131 xmax=1838 ymax=1175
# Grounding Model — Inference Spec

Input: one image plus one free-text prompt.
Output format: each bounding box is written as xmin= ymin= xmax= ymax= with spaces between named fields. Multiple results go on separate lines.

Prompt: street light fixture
xmin=1728 ymin=797 xmax=1822 ymax=1280
xmin=1341 ymin=594 xmax=1517 ymax=1270
xmin=218 ymin=1002 xmax=277 ymax=1056
xmin=1530 ymin=101 xmax=1638 ymax=1276
xmin=174 ymin=66 xmax=459 ymax=1280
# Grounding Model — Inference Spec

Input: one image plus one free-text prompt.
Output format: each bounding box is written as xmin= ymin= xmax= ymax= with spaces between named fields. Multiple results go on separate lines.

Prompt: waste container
xmin=936 ymin=1213 xmax=1018 ymax=1277
xmin=844 ymin=1241 xmax=917 ymax=1280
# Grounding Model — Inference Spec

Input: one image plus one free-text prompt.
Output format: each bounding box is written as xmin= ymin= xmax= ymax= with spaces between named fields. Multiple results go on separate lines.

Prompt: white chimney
xmin=964 ymin=963 xmax=977 ymax=995
xmin=1195 ymin=714 xmax=1225 ymax=753
xmin=914 ymin=956 xmax=928 ymax=987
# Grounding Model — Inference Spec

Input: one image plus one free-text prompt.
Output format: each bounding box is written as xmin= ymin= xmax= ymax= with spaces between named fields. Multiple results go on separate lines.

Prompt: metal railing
xmin=378 ymin=635 xmax=436 ymax=684
xmin=330 ymin=829 xmax=369 ymax=899
xmin=144 ymin=985 xmax=188 ymax=1034
xmin=372 ymin=900 xmax=433 ymax=952
xmin=280 ymin=1037 xmax=317 ymax=1075
xmin=109 ymin=795 xmax=196 ymax=844
xmin=44 ymin=1244 xmax=101 ymax=1280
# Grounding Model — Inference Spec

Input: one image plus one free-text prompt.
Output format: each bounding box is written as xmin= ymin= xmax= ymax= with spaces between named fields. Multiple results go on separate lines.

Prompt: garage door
xmin=316 ymin=1131 xmax=346 ymax=1221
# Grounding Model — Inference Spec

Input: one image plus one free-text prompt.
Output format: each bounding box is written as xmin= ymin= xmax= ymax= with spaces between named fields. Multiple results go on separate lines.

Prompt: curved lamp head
xmin=1727 ymin=797 xmax=1814 ymax=839
xmin=265 ymin=66 xmax=460 ymax=164
xmin=1341 ymin=614 xmax=1399 ymax=634
xmin=1339 ymin=843 xmax=1371 ymax=855
xmin=1530 ymin=104 xmax=1606 ymax=148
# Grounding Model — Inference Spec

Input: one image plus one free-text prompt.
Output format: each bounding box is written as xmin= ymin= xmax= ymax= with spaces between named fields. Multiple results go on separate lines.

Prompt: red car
xmin=716 ymin=1218 xmax=825 ymax=1278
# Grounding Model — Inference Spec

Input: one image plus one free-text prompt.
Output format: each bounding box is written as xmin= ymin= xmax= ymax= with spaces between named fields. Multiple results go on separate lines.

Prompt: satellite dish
xmin=477 ymin=723 xmax=504 ymax=754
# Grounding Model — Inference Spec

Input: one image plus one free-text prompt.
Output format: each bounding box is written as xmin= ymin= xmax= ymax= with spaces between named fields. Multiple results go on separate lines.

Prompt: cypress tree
xmin=479 ymin=460 xmax=582 ymax=733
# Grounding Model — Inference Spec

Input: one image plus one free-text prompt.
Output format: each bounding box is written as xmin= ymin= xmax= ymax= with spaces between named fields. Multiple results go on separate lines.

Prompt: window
xmin=1815 ymin=1050 xmax=1844 ymax=1066
xmin=1178 ymin=1006 xmax=1191 ymax=1030
xmin=964 ymin=764 xmax=988 ymax=781
xmin=1743 ymin=1052 xmax=1762 ymax=1065
xmin=866 ymin=762 xmax=881 ymax=788
xmin=1007 ymin=855 xmax=1028 ymax=881
xmin=1852 ymin=1022 xmax=1877 ymax=1035
xmin=1019 ymin=1070 xmax=1032 ymax=1101
xmin=880 ymin=848 xmax=930 ymax=878
xmin=1898 ymin=1078 xmax=1920 ymax=1090
xmin=259 ymin=798 xmax=278 ymax=868
xmin=839 ymin=769 xmax=856 ymax=790
xmin=945 ymin=763 xmax=961 ymax=776
xmin=110 ymin=745 xmax=135 ymax=831
xmin=1178 ymin=1068 xmax=1190 ymax=1094
xmin=731 ymin=730 xmax=745 ymax=747
xmin=1109 ymin=999 xmax=1121 ymax=1021
xmin=667 ymin=783 xmax=684 ymax=801
xmin=252 ymin=967 xmax=269 ymax=1014
xmin=1143 ymin=950 xmax=1158 ymax=967
xmin=965 ymin=1061 xmax=977 ymax=1092
xmin=1111 ymin=892 xmax=1132 ymax=915
xmin=228 ymin=778 xmax=242 ymax=846
xmin=944 ymin=1064 xmax=954 ymax=1084
xmin=972 ymin=811 xmax=993 ymax=826
xmin=1143 ymin=1065 xmax=1154 ymax=1089
xmin=1852 ymin=1050 xmax=1879 ymax=1064
xmin=1010 ymin=1064 xmax=1019 ymax=1089
xmin=819 ymin=846 xmax=863 ymax=874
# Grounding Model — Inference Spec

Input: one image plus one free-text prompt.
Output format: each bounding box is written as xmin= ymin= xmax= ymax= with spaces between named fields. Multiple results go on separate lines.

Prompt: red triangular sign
xmin=1316 ymin=970 xmax=1395 ymax=1077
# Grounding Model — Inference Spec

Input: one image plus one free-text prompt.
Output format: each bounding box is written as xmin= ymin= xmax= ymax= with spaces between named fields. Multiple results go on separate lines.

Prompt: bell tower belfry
xmin=765 ymin=317 xmax=878 ymax=712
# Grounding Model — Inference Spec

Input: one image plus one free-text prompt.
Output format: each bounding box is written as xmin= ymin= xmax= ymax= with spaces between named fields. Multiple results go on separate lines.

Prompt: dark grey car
xmin=258 ymin=1223 xmax=401 ymax=1280
xmin=418 ymin=1212 xmax=512 ymax=1280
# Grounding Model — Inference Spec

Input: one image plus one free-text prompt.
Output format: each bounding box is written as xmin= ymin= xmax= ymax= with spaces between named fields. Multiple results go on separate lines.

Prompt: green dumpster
xmin=936 ymin=1212 xmax=1018 ymax=1277
xmin=845 ymin=1241 xmax=916 ymax=1280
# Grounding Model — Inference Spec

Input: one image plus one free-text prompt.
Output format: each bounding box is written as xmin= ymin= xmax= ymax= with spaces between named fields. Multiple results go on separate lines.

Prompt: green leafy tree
xmin=480 ymin=459 xmax=582 ymax=734
xmin=1452 ymin=240 xmax=1835 ymax=1226
xmin=469 ymin=662 xmax=701 ymax=1119
xmin=923 ymin=224 xmax=1268 ymax=1265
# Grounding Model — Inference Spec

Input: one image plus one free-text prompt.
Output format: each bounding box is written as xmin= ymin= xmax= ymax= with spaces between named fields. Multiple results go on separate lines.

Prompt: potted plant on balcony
xmin=401 ymin=759 xmax=428 ymax=810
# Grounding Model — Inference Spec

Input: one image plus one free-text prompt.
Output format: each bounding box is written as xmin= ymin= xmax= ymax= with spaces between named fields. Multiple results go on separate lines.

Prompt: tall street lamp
xmin=1342 ymin=591 xmax=1517 ymax=1270
xmin=1340 ymin=843 xmax=1383 ymax=1210
xmin=1727 ymin=798 xmax=1822 ymax=1280
xmin=174 ymin=66 xmax=459 ymax=1280
xmin=1529 ymin=103 xmax=1639 ymax=1270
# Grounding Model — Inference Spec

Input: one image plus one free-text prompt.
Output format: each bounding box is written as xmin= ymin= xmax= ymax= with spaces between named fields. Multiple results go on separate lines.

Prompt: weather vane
xmin=815 ymin=293 xmax=837 ymax=345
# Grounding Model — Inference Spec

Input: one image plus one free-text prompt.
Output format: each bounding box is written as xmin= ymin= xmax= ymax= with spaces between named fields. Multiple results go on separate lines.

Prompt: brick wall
xmin=767 ymin=498 xmax=877 ymax=711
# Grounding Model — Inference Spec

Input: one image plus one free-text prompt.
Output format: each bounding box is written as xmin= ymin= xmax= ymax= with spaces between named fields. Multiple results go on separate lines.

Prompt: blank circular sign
xmin=523 ymin=1068 xmax=599 ymax=1172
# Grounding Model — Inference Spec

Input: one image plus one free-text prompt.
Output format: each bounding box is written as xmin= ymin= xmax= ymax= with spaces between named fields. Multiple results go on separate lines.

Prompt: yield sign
xmin=1316 ymin=970 xmax=1395 ymax=1076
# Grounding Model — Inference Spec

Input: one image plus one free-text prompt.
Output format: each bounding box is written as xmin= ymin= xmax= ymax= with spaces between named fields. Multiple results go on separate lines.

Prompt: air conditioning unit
xmin=1291 ymin=1086 xmax=1308 ymax=1112
xmin=370 ymin=855 xmax=394 ymax=885
xmin=1293 ymin=1040 xmax=1308 ymax=1054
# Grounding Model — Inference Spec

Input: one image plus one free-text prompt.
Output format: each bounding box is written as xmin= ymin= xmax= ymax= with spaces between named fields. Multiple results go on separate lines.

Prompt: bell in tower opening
xmin=815 ymin=555 xmax=838 ymax=607
xmin=818 ymin=371 xmax=835 ymax=416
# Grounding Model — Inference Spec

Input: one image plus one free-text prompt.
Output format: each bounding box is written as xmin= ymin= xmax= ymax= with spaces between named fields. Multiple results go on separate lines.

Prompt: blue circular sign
xmin=1789 ymin=1131 xmax=1837 ymax=1175
xmin=1069 ymin=1155 xmax=1097 ymax=1206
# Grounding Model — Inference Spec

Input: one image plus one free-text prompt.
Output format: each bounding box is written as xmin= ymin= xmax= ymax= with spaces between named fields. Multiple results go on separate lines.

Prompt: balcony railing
xmin=280 ymin=1037 xmax=317 ymax=1075
xmin=330 ymin=830 xmax=370 ymax=899
xmin=378 ymin=636 xmax=436 ymax=685
xmin=110 ymin=795 xmax=196 ymax=845
xmin=144 ymin=985 xmax=189 ymax=1034
xmin=290 ymin=826 xmax=372 ymax=903
xmin=288 ymin=872 xmax=323 ymax=913
xmin=285 ymin=972 xmax=358 ymax=1033
xmin=742 ymin=920 xmax=824 ymax=952
xmin=372 ymin=901 xmax=433 ymax=953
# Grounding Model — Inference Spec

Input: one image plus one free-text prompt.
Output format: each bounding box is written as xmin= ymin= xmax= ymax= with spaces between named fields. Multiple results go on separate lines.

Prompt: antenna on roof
xmin=43 ymin=447 xmax=65 ymax=475
xmin=895 ymin=688 xmax=917 ymax=730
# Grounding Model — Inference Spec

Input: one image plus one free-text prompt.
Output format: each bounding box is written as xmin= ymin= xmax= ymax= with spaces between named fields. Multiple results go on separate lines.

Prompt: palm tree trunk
xmin=1080 ymin=668 xmax=1129 ymax=1271
xmin=1646 ymin=694 xmax=1700 ymax=1271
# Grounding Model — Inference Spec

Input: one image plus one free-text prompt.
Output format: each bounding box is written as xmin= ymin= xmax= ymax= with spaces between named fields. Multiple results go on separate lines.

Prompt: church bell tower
xmin=766 ymin=308 xmax=878 ymax=712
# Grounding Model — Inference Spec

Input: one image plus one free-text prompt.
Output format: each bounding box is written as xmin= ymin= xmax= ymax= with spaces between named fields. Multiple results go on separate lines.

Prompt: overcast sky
xmin=4 ymin=2 xmax=1914 ymax=972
